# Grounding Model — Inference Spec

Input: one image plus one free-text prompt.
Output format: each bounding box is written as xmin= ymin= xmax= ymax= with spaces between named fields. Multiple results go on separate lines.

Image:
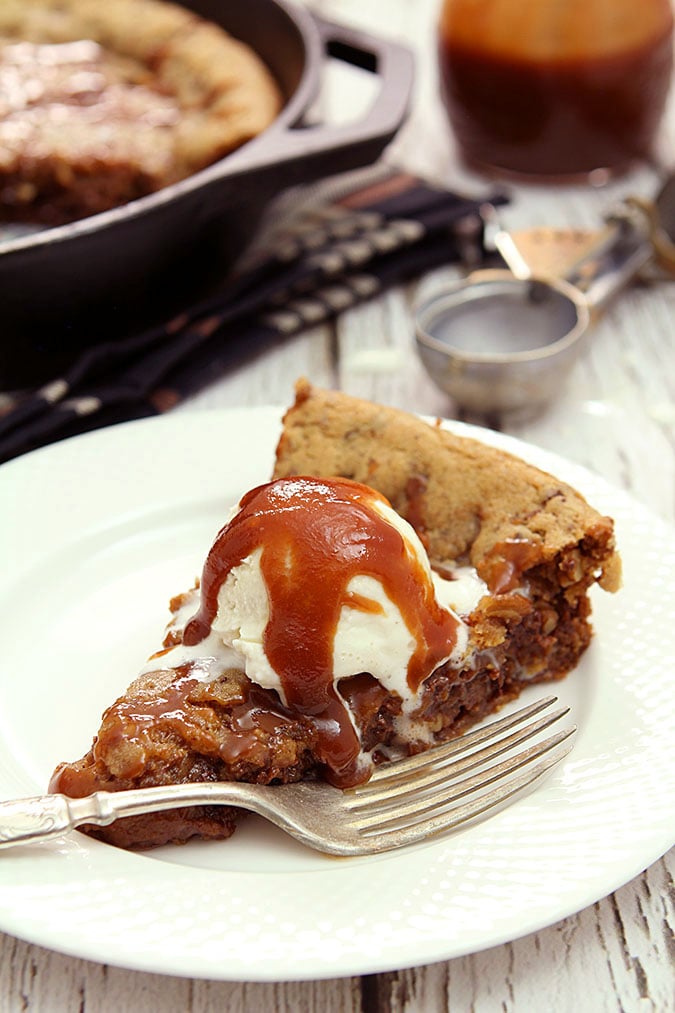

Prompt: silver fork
xmin=0 ymin=696 xmax=575 ymax=856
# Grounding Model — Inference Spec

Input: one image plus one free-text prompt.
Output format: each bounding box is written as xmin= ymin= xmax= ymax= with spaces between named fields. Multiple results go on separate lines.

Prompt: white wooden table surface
xmin=2 ymin=0 xmax=674 ymax=1009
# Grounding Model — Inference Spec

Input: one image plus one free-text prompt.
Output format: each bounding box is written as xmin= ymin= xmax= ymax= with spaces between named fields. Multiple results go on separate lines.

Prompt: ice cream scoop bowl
xmin=415 ymin=177 xmax=675 ymax=415
xmin=415 ymin=271 xmax=590 ymax=416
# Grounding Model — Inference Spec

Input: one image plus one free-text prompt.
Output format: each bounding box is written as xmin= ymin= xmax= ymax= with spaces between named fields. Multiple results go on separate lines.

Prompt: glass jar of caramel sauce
xmin=438 ymin=0 xmax=674 ymax=181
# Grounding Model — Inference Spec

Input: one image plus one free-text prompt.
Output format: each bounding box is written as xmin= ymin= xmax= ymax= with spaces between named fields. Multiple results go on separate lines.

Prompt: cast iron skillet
xmin=0 ymin=0 xmax=413 ymax=386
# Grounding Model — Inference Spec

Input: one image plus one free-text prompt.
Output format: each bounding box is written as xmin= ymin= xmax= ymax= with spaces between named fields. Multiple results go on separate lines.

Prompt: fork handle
xmin=0 ymin=784 xmax=256 ymax=850
xmin=0 ymin=794 xmax=106 ymax=849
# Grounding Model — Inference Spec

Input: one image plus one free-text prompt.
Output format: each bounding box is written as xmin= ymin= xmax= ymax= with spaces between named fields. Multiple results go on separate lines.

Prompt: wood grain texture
xmin=1 ymin=0 xmax=673 ymax=1009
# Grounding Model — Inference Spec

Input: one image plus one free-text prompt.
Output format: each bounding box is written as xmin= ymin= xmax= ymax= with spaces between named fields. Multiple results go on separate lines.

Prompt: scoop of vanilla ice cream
xmin=207 ymin=494 xmax=486 ymax=707
xmin=143 ymin=483 xmax=488 ymax=712
xmin=211 ymin=554 xmax=421 ymax=703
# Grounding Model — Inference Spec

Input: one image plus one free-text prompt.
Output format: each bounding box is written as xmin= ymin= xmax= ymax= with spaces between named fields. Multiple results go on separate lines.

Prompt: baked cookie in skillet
xmin=0 ymin=0 xmax=282 ymax=223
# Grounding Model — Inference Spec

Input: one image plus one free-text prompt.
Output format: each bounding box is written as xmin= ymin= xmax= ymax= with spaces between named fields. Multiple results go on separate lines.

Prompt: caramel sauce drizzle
xmin=49 ymin=670 xmax=304 ymax=793
xmin=184 ymin=477 xmax=460 ymax=787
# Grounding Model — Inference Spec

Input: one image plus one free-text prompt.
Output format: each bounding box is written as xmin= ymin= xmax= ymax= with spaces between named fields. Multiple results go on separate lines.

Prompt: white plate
xmin=0 ymin=407 xmax=673 ymax=981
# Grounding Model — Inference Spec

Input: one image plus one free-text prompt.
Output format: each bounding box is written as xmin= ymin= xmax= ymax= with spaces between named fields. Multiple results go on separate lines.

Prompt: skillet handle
xmin=236 ymin=17 xmax=414 ymax=175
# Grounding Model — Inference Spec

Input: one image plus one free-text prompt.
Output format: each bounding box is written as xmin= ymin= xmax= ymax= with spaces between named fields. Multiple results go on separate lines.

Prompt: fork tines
xmin=344 ymin=696 xmax=576 ymax=840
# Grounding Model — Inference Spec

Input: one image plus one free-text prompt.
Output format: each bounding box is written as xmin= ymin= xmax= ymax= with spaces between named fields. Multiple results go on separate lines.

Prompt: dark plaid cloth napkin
xmin=0 ymin=166 xmax=505 ymax=463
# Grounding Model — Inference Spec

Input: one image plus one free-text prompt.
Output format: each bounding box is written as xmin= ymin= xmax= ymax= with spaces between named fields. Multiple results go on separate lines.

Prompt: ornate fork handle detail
xmin=0 ymin=784 xmax=261 ymax=850
xmin=0 ymin=794 xmax=86 ymax=848
xmin=0 ymin=791 xmax=139 ymax=848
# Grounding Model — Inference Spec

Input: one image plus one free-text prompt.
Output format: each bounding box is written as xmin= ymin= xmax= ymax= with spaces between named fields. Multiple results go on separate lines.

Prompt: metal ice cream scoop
xmin=415 ymin=176 xmax=675 ymax=416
